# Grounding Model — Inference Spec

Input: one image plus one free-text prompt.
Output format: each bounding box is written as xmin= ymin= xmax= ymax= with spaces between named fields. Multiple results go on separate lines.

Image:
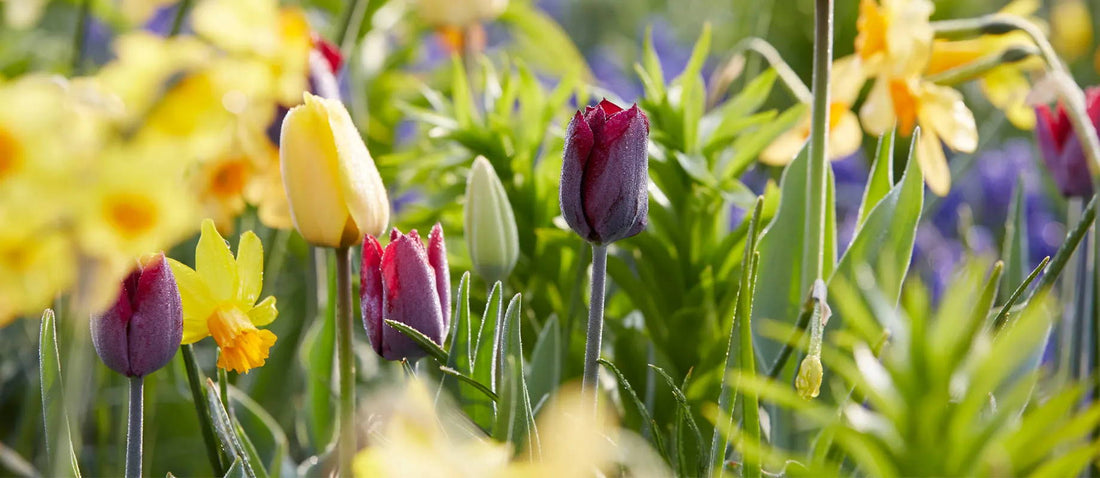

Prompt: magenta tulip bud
xmin=90 ymin=253 xmax=183 ymax=377
xmin=560 ymin=99 xmax=650 ymax=244
xmin=1034 ymin=87 xmax=1099 ymax=198
xmin=361 ymin=223 xmax=450 ymax=361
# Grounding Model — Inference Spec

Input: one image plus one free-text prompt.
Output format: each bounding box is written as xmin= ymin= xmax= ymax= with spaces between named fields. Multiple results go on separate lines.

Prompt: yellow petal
xmin=918 ymin=83 xmax=977 ymax=153
xmin=196 ymin=218 xmax=239 ymax=302
xmin=760 ymin=119 xmax=810 ymax=166
xmin=322 ymin=95 xmax=390 ymax=239
xmin=167 ymin=258 xmax=215 ymax=344
xmin=247 ymin=296 xmax=278 ymax=327
xmin=981 ymin=67 xmax=1036 ymax=130
xmin=859 ymin=76 xmax=895 ymax=136
xmin=830 ymin=55 xmax=867 ymax=103
xmin=829 ymin=111 xmax=863 ymax=160
xmin=280 ymin=93 xmax=352 ymax=248
xmin=917 ymin=128 xmax=951 ymax=196
xmin=1051 ymin=0 xmax=1093 ymax=61
xmin=236 ymin=230 xmax=263 ymax=305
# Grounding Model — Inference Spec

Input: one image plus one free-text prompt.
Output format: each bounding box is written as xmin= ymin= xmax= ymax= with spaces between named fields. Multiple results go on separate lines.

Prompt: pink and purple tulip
xmin=361 ymin=224 xmax=450 ymax=361
xmin=1034 ymin=87 xmax=1100 ymax=198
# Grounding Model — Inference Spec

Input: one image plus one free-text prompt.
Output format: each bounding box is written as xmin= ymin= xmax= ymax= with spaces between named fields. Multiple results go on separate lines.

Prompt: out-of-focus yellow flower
xmin=280 ymin=92 xmax=389 ymax=248
xmin=2 ymin=0 xmax=46 ymax=28
xmin=1051 ymin=0 xmax=1093 ymax=62
xmin=168 ymin=219 xmax=278 ymax=373
xmin=854 ymin=0 xmax=934 ymax=78
xmin=761 ymin=56 xmax=866 ymax=165
xmin=0 ymin=225 xmax=75 ymax=326
xmin=414 ymin=0 xmax=508 ymax=28
xmin=118 ymin=0 xmax=177 ymax=24
xmin=861 ymin=76 xmax=977 ymax=195
xmin=194 ymin=153 xmax=254 ymax=232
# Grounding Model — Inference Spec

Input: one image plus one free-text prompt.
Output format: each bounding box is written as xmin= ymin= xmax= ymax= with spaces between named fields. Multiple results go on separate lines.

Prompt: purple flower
xmin=361 ymin=224 xmax=451 ymax=361
xmin=90 ymin=254 xmax=183 ymax=377
xmin=1034 ymin=87 xmax=1099 ymax=198
xmin=560 ymin=99 xmax=650 ymax=244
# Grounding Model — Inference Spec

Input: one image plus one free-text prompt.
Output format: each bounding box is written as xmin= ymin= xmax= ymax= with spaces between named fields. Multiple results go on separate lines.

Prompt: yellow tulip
xmin=280 ymin=92 xmax=389 ymax=248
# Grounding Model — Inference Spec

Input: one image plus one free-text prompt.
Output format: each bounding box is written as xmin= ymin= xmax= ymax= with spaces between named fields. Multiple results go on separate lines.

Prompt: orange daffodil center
xmin=168 ymin=219 xmax=278 ymax=373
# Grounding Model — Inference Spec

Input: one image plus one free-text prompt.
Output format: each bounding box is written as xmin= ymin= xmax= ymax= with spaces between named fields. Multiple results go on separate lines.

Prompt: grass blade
xmin=385 ymin=320 xmax=449 ymax=364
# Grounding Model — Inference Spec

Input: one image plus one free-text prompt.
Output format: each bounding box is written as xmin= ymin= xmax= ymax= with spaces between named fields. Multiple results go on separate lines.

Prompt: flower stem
xmin=71 ymin=0 xmax=91 ymax=74
xmin=181 ymin=345 xmax=226 ymax=475
xmin=582 ymin=244 xmax=608 ymax=410
xmin=217 ymin=365 xmax=230 ymax=415
xmin=336 ymin=0 xmax=370 ymax=54
xmin=806 ymin=0 xmax=833 ymax=283
xmin=168 ymin=0 xmax=193 ymax=36
xmin=125 ymin=376 xmax=143 ymax=478
xmin=335 ymin=246 xmax=355 ymax=477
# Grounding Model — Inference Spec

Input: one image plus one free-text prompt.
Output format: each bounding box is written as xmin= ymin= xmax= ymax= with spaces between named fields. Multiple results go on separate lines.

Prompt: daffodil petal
xmin=760 ymin=120 xmax=810 ymax=166
xmin=829 ymin=111 xmax=863 ymax=160
xmin=247 ymin=296 xmax=278 ymax=327
xmin=917 ymin=128 xmax=951 ymax=196
xmin=859 ymin=76 xmax=895 ymax=136
xmin=196 ymin=218 xmax=238 ymax=302
xmin=919 ymin=83 xmax=978 ymax=153
xmin=236 ymin=230 xmax=263 ymax=305
xmin=981 ymin=67 xmax=1036 ymax=130
xmin=830 ymin=55 xmax=867 ymax=103
xmin=167 ymin=258 xmax=215 ymax=344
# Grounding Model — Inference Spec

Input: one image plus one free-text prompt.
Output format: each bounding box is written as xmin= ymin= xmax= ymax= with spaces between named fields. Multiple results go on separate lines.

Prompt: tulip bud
xmin=1034 ymin=87 xmax=1099 ymax=198
xmin=560 ymin=99 xmax=650 ymax=244
xmin=361 ymin=224 xmax=451 ymax=361
xmin=464 ymin=157 xmax=519 ymax=282
xmin=280 ymin=92 xmax=389 ymax=248
xmin=90 ymin=253 xmax=183 ymax=377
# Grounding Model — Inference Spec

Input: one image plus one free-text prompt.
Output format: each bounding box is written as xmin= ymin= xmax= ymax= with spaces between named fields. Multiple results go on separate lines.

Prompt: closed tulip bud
xmin=1034 ymin=87 xmax=1099 ymax=198
xmin=90 ymin=253 xmax=183 ymax=377
xmin=465 ymin=157 xmax=519 ymax=282
xmin=361 ymin=224 xmax=451 ymax=361
xmin=560 ymin=99 xmax=650 ymax=244
xmin=280 ymin=92 xmax=389 ymax=248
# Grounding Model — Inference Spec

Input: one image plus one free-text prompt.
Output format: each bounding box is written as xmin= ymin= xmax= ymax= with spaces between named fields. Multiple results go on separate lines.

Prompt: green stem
xmin=71 ymin=0 xmax=91 ymax=74
xmin=728 ymin=37 xmax=813 ymax=102
xmin=767 ymin=307 xmax=813 ymax=379
xmin=806 ymin=0 xmax=833 ymax=284
xmin=926 ymin=46 xmax=1038 ymax=86
xmin=582 ymin=244 xmax=608 ymax=410
xmin=125 ymin=377 xmax=143 ymax=478
xmin=168 ymin=0 xmax=193 ymax=36
xmin=335 ymin=0 xmax=370 ymax=55
xmin=335 ymin=246 xmax=355 ymax=477
xmin=181 ymin=345 xmax=226 ymax=475
xmin=217 ymin=365 xmax=230 ymax=416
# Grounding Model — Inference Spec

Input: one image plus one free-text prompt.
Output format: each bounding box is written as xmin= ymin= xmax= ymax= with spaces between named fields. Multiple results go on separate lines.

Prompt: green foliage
xmin=38 ymin=309 xmax=80 ymax=478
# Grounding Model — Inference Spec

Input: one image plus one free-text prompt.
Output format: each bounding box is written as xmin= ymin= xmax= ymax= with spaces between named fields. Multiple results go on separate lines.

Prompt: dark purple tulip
xmin=560 ymin=99 xmax=650 ymax=244
xmin=361 ymin=223 xmax=450 ymax=361
xmin=1034 ymin=87 xmax=1099 ymax=198
xmin=90 ymin=253 xmax=183 ymax=377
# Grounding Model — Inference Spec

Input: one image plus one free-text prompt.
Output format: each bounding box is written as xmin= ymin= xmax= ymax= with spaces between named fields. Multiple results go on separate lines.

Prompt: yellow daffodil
xmin=0 ymin=225 xmax=75 ymax=326
xmin=168 ymin=219 xmax=278 ymax=373
xmin=194 ymin=153 xmax=254 ymax=232
xmin=854 ymin=0 xmax=934 ymax=78
xmin=861 ymin=76 xmax=977 ymax=196
xmin=280 ymin=92 xmax=389 ymax=248
xmin=1051 ymin=0 xmax=1093 ymax=62
xmin=761 ymin=55 xmax=867 ymax=165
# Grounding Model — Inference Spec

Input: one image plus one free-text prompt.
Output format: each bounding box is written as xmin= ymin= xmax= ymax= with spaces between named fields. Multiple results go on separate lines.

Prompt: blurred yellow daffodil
xmin=1051 ymin=0 xmax=1093 ymax=62
xmin=861 ymin=76 xmax=977 ymax=195
xmin=761 ymin=55 xmax=867 ymax=165
xmin=168 ymin=219 xmax=278 ymax=373
xmin=854 ymin=0 xmax=934 ymax=78
xmin=280 ymin=92 xmax=389 ymax=248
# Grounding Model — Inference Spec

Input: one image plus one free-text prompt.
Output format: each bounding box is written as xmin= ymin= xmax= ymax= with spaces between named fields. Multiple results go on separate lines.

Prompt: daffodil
xmin=194 ymin=152 xmax=255 ymax=232
xmin=168 ymin=219 xmax=278 ymax=373
xmin=1051 ymin=0 xmax=1093 ymax=62
xmin=854 ymin=0 xmax=934 ymax=78
xmin=761 ymin=55 xmax=866 ymax=165
xmin=860 ymin=75 xmax=977 ymax=195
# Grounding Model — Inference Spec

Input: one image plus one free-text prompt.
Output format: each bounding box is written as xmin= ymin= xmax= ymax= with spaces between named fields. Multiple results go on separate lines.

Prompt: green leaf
xmin=38 ymin=309 xmax=81 ymax=478
xmin=649 ymin=365 xmax=705 ymax=476
xmin=203 ymin=379 xmax=257 ymax=478
xmin=232 ymin=420 xmax=269 ymax=478
xmin=637 ymin=26 xmax=666 ymax=100
xmin=498 ymin=3 xmax=591 ymax=81
xmin=597 ymin=359 xmax=668 ymax=460
xmin=492 ymin=294 xmax=539 ymax=457
xmin=385 ymin=320 xmax=449 ymax=364
xmin=223 ymin=459 xmax=247 ymax=478
xmin=438 ymin=367 xmax=499 ymax=402
xmin=993 ymin=257 xmax=1049 ymax=330
xmin=230 ymin=387 xmax=289 ymax=478
xmin=1028 ymin=195 xmax=1096 ymax=296
xmin=525 ymin=315 xmax=561 ymax=409
xmin=182 ymin=345 xmax=228 ymax=475
xmin=451 ymin=56 xmax=478 ymax=128
xmin=299 ymin=251 xmax=337 ymax=451
xmin=443 ymin=273 xmax=475 ymax=400
xmin=674 ymin=23 xmax=711 ymax=153
xmin=1000 ymin=178 xmax=1029 ymax=302
xmin=469 ymin=282 xmax=504 ymax=430
xmin=718 ymin=103 xmax=808 ymax=180
xmin=857 ymin=129 xmax=896 ymax=227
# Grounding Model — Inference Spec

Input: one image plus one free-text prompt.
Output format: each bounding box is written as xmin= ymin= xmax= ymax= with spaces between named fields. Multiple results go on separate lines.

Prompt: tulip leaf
xmin=469 ymin=281 xmax=504 ymax=429
xmin=299 ymin=250 xmax=337 ymax=452
xmin=649 ymin=364 xmax=705 ymax=476
xmin=181 ymin=345 xmax=229 ymax=475
xmin=38 ymin=309 xmax=81 ymax=478
xmin=720 ymin=102 xmax=807 ymax=180
xmin=525 ymin=314 xmax=562 ymax=409
xmin=498 ymin=2 xmax=592 ymax=81
xmin=598 ymin=358 xmax=668 ymax=460
xmin=203 ymin=378 xmax=258 ymax=478
xmin=492 ymin=294 xmax=539 ymax=457
xmin=451 ymin=56 xmax=478 ymax=128
xmin=857 ymin=129 xmax=896 ymax=228
xmin=1000 ymin=178 xmax=1029 ymax=303
xmin=229 ymin=386 xmax=289 ymax=478
xmin=223 ymin=459 xmax=247 ymax=478
xmin=232 ymin=419 xmax=269 ymax=478
xmin=385 ymin=320 xmax=449 ymax=364
xmin=442 ymin=273 xmax=477 ymax=404
xmin=993 ymin=256 xmax=1049 ymax=330
xmin=636 ymin=26 xmax=666 ymax=100
xmin=438 ymin=366 xmax=499 ymax=402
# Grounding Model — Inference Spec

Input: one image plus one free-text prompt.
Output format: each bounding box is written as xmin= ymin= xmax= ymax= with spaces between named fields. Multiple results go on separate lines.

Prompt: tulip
xmin=1034 ymin=87 xmax=1099 ymax=198
xmin=465 ymin=156 xmax=519 ymax=282
xmin=362 ymin=224 xmax=450 ymax=361
xmin=560 ymin=99 xmax=650 ymax=245
xmin=91 ymin=253 xmax=183 ymax=378
xmin=280 ymin=92 xmax=389 ymax=248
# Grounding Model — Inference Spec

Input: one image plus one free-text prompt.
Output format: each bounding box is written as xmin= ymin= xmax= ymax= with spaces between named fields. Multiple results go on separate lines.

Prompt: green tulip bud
xmin=464 ymin=157 xmax=519 ymax=282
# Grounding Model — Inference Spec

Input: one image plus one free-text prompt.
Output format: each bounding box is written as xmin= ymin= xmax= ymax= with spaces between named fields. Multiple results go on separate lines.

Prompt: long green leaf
xmin=203 ymin=379 xmax=257 ymax=478
xmin=181 ymin=345 xmax=228 ymax=475
xmin=469 ymin=282 xmax=504 ymax=430
xmin=1000 ymin=178 xmax=1029 ymax=302
xmin=229 ymin=386 xmax=289 ymax=478
xmin=525 ymin=315 xmax=561 ymax=409
xmin=385 ymin=320 xmax=449 ymax=363
xmin=38 ymin=309 xmax=80 ymax=478
xmin=492 ymin=294 xmax=539 ymax=457
xmin=438 ymin=367 xmax=499 ymax=402
xmin=597 ymin=359 xmax=668 ymax=460
xmin=857 ymin=129 xmax=896 ymax=227
xmin=223 ymin=459 xmax=247 ymax=478
xmin=442 ymin=273 xmax=475 ymax=403
xmin=299 ymin=251 xmax=337 ymax=451
xmin=649 ymin=364 xmax=705 ymax=476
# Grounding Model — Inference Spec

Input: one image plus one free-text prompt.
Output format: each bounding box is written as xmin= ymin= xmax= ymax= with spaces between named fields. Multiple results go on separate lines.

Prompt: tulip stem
xmin=335 ymin=246 xmax=356 ymax=478
xmin=125 ymin=376 xmax=143 ymax=478
xmin=582 ymin=244 xmax=608 ymax=410
xmin=806 ymin=0 xmax=833 ymax=284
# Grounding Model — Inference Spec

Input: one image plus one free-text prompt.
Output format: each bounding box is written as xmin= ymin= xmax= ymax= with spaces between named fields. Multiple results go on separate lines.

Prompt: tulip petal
xmin=427 ymin=223 xmax=451 ymax=329
xmin=581 ymin=104 xmax=650 ymax=243
xmin=167 ymin=258 xmax=215 ymax=344
xmin=380 ymin=233 xmax=445 ymax=361
xmin=322 ymin=95 xmax=390 ymax=241
xmin=361 ymin=234 xmax=385 ymax=356
xmin=248 ymin=296 xmax=278 ymax=327
xmin=90 ymin=271 xmax=135 ymax=376
xmin=1053 ymin=134 xmax=1095 ymax=197
xmin=236 ymin=230 xmax=263 ymax=306
xmin=560 ymin=111 xmax=594 ymax=240
xmin=916 ymin=128 xmax=951 ymax=196
xmin=280 ymin=93 xmax=351 ymax=248
xmin=127 ymin=254 xmax=183 ymax=377
xmin=196 ymin=219 xmax=238 ymax=303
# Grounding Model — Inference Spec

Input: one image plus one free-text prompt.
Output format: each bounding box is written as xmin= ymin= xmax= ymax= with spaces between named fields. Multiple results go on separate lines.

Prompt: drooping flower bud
xmin=560 ymin=99 xmax=650 ymax=244
xmin=90 ymin=253 xmax=183 ymax=377
xmin=795 ymin=355 xmax=823 ymax=400
xmin=361 ymin=224 xmax=450 ymax=361
xmin=464 ymin=156 xmax=519 ymax=282
xmin=280 ymin=92 xmax=389 ymax=248
xmin=1034 ymin=87 xmax=1099 ymax=198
